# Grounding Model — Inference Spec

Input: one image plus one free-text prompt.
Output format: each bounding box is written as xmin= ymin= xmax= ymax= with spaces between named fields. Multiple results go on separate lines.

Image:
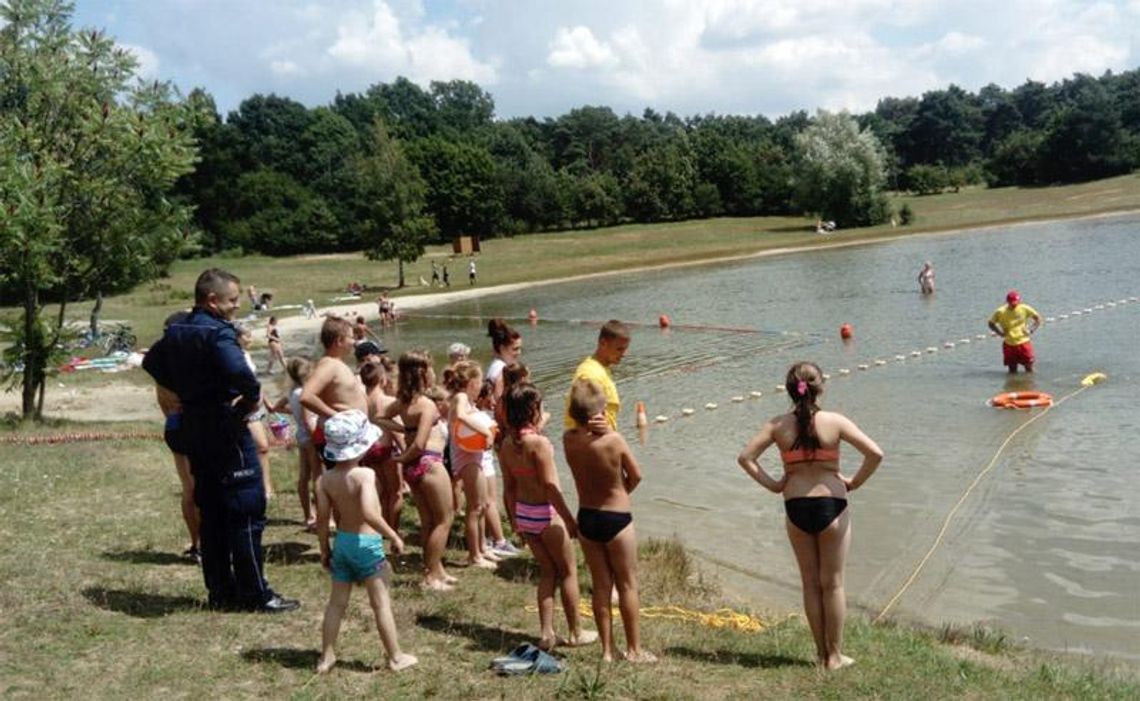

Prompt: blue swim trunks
xmin=331 ymin=531 xmax=387 ymax=583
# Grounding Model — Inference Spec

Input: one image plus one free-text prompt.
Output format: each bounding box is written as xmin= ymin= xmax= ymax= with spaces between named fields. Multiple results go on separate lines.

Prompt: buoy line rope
xmin=871 ymin=375 xmax=1104 ymax=624
xmin=9 ymin=297 xmax=1132 ymax=443
xmin=639 ymin=293 xmax=1133 ymax=425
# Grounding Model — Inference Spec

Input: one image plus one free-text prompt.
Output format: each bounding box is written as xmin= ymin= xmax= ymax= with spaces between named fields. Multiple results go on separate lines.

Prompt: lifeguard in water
xmin=987 ymin=290 xmax=1042 ymax=373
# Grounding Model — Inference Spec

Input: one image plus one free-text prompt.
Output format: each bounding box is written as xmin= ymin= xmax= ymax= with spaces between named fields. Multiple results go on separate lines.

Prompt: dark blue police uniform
xmin=143 ymin=308 xmax=272 ymax=609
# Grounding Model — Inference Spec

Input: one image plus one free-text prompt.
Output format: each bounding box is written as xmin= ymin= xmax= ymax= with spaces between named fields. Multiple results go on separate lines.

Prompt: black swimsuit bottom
xmin=784 ymin=497 xmax=848 ymax=535
xmin=577 ymin=508 xmax=632 ymax=543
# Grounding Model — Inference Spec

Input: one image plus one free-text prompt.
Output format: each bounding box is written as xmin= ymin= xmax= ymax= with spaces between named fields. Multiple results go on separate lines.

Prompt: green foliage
xmin=356 ymin=120 xmax=437 ymax=287
xmin=906 ymin=164 xmax=949 ymax=195
xmin=0 ymin=0 xmax=198 ymax=418
xmin=409 ymin=136 xmax=504 ymax=238
xmin=129 ymin=54 xmax=1140 ymax=257
xmin=223 ymin=169 xmax=339 ymax=255
xmin=795 ymin=110 xmax=892 ymax=226
xmin=898 ymin=203 xmax=915 ymax=225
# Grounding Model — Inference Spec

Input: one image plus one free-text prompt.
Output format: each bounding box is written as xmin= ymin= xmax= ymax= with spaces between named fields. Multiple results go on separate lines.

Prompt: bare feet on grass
xmin=421 ymin=578 xmax=454 ymax=592
xmin=622 ymin=649 xmax=658 ymax=664
xmin=388 ymin=653 xmax=418 ymax=672
xmin=823 ymin=654 xmax=855 ymax=671
xmin=467 ymin=556 xmax=498 ymax=569
xmin=316 ymin=653 xmax=336 ymax=674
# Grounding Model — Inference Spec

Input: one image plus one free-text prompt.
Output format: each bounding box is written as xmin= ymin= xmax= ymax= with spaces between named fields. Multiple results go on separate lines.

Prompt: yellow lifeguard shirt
xmin=564 ymin=356 xmax=620 ymax=430
xmin=990 ymin=303 xmax=1040 ymax=346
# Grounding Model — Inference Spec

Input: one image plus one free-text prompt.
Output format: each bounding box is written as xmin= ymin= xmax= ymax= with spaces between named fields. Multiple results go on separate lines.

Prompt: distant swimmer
xmin=988 ymin=289 xmax=1042 ymax=374
xmin=918 ymin=261 xmax=935 ymax=295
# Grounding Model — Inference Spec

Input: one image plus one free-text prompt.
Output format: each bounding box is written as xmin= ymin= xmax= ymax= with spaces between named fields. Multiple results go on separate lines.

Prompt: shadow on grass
xmin=265 ymin=517 xmax=304 ymax=528
xmin=763 ymin=224 xmax=814 ymax=234
xmin=242 ymin=647 xmax=373 ymax=673
xmin=82 ymin=587 xmax=200 ymax=618
xmin=664 ymin=646 xmax=810 ymax=669
xmin=264 ymin=541 xmax=319 ymax=565
xmin=417 ymin=614 xmax=518 ymax=653
xmin=101 ymin=550 xmax=192 ymax=566
xmin=492 ymin=556 xmax=539 ymax=584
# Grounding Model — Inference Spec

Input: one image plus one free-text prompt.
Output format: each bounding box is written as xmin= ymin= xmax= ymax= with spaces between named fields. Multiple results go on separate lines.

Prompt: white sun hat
xmin=322 ymin=409 xmax=380 ymax=463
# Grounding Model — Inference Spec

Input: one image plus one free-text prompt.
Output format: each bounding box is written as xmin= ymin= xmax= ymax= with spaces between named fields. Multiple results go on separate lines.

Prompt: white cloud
xmin=75 ymin=0 xmax=1140 ymax=119
xmin=547 ymin=26 xmax=618 ymax=69
xmin=326 ymin=0 xmax=496 ymax=84
xmin=932 ymin=31 xmax=987 ymax=55
xmin=119 ymin=43 xmax=159 ymax=80
xmin=270 ymin=60 xmax=304 ymax=77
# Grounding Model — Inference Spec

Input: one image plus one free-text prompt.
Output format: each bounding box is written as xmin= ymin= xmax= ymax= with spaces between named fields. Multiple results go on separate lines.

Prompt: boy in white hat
xmin=316 ymin=409 xmax=418 ymax=673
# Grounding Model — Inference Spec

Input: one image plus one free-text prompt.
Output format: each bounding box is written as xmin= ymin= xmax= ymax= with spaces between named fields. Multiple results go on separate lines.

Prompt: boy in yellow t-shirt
xmin=564 ymin=320 xmax=631 ymax=431
xmin=988 ymin=290 xmax=1042 ymax=373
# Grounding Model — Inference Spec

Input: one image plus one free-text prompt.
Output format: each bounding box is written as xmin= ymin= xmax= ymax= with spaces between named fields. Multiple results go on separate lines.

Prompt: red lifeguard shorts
xmin=1003 ymin=341 xmax=1035 ymax=367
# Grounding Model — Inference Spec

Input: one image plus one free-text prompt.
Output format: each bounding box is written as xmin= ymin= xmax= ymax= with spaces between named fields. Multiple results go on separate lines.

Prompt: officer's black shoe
xmin=254 ymin=594 xmax=301 ymax=613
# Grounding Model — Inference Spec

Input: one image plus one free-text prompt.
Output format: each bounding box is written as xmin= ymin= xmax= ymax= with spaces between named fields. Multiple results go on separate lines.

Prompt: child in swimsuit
xmin=236 ymin=323 xmax=274 ymax=499
xmin=563 ymin=379 xmax=655 ymax=663
xmin=272 ymin=357 xmax=321 ymax=530
xmin=265 ymin=316 xmax=286 ymax=374
xmin=476 ymin=379 xmax=518 ymax=558
xmin=737 ymin=361 xmax=883 ymax=671
xmin=315 ymin=410 xmax=417 ymax=674
xmin=444 ymin=361 xmax=500 ymax=570
xmin=500 ymin=382 xmax=598 ymax=652
xmin=359 ymin=359 xmax=405 ymax=536
xmin=377 ymin=350 xmax=456 ymax=591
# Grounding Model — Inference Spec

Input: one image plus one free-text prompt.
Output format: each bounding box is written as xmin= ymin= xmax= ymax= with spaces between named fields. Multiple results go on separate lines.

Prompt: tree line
xmin=177 ymin=69 xmax=1140 ymax=257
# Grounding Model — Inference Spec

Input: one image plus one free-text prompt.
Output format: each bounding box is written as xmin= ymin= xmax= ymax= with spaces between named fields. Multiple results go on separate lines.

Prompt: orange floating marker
xmin=839 ymin=323 xmax=853 ymax=340
xmin=636 ymin=401 xmax=648 ymax=428
xmin=658 ymin=314 xmax=671 ymax=328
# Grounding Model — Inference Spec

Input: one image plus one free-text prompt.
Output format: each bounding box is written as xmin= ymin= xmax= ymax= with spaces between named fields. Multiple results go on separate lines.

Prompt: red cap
xmin=1006 ymin=290 xmax=1021 ymax=304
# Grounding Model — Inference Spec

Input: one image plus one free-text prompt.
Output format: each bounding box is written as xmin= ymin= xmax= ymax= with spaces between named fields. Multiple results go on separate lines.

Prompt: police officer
xmin=144 ymin=268 xmax=299 ymax=613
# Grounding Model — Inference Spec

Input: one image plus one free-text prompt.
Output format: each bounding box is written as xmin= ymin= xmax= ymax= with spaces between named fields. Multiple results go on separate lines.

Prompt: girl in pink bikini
xmin=378 ymin=350 xmax=456 ymax=591
xmin=737 ymin=361 xmax=883 ymax=670
xmin=499 ymin=383 xmax=597 ymax=651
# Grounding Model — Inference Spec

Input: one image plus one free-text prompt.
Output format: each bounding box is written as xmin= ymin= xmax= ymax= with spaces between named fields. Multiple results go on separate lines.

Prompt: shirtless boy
xmin=301 ymin=317 xmax=368 ymax=456
xmin=563 ymin=379 xmax=654 ymax=663
xmin=315 ymin=410 xmax=417 ymax=674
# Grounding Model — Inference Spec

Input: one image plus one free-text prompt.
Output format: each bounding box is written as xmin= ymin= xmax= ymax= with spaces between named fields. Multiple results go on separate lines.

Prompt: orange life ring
xmin=989 ymin=391 xmax=1054 ymax=409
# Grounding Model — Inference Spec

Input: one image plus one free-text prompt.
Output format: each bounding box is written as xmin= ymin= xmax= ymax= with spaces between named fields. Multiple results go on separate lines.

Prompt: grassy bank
xmin=21 ymin=173 xmax=1139 ymax=348
xmin=0 ymin=426 xmax=1136 ymax=699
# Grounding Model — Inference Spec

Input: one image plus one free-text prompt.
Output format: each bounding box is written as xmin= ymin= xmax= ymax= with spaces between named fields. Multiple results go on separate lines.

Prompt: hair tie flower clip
xmin=796 ymin=380 xmax=808 ymax=396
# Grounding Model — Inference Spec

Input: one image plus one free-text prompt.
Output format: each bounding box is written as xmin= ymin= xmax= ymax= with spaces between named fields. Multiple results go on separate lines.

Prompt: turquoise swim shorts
xmin=331 ymin=531 xmax=387 ymax=583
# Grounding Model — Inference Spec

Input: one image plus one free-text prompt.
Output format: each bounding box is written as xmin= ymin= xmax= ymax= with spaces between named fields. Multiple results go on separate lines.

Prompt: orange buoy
xmin=658 ymin=315 xmax=671 ymax=328
xmin=840 ymin=323 xmax=853 ymax=340
xmin=636 ymin=401 xmax=648 ymax=428
xmin=989 ymin=391 xmax=1054 ymax=409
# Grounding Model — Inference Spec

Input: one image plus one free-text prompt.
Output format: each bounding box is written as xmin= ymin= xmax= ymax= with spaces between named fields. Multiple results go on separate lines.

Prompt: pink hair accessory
xmin=796 ymin=380 xmax=808 ymax=396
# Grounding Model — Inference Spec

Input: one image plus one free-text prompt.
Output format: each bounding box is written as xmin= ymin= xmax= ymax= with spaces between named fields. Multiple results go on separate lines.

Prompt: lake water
xmin=378 ymin=214 xmax=1140 ymax=660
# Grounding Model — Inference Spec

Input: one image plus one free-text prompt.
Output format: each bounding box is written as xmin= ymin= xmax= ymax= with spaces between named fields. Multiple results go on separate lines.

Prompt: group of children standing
xmin=260 ymin=315 xmax=654 ymax=673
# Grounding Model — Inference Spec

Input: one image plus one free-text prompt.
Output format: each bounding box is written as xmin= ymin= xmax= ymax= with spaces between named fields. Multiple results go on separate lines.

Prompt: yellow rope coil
xmin=525 ymin=601 xmax=772 ymax=633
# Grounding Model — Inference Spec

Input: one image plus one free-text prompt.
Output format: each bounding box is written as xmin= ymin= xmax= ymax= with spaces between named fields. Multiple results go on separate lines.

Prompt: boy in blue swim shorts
xmin=316 ymin=410 xmax=418 ymax=674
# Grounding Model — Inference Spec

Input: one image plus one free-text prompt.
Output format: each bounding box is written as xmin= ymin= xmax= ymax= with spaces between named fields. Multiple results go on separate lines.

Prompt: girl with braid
xmin=737 ymin=361 xmax=883 ymax=670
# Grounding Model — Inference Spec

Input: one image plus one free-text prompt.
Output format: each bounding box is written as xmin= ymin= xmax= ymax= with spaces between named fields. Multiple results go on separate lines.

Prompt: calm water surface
xmin=376 ymin=214 xmax=1140 ymax=659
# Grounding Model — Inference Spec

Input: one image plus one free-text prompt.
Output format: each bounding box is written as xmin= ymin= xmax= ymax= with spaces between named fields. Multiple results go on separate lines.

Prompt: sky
xmin=74 ymin=0 xmax=1140 ymax=120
